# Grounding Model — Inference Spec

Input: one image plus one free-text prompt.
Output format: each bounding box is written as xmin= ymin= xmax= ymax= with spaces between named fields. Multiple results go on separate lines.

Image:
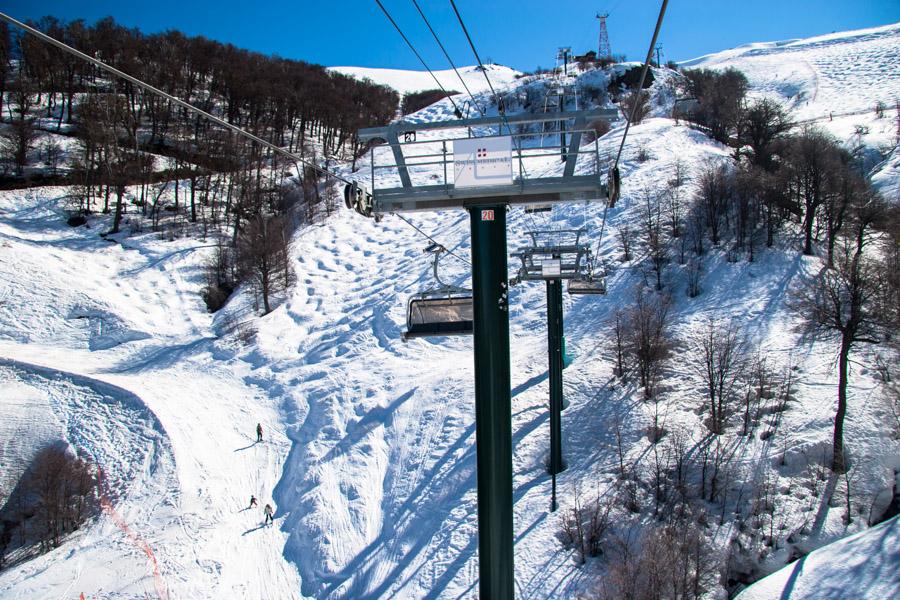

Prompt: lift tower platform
xmin=349 ymin=108 xmax=617 ymax=599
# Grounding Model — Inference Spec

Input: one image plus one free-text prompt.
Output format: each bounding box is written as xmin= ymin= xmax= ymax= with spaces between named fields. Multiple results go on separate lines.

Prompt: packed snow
xmin=1 ymin=21 xmax=898 ymax=600
xmin=735 ymin=515 xmax=900 ymax=600
xmin=329 ymin=64 xmax=522 ymax=97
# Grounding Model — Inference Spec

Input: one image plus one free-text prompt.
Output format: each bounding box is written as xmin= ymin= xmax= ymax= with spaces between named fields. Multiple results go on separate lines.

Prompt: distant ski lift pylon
xmin=510 ymin=230 xmax=592 ymax=284
xmin=403 ymin=243 xmax=473 ymax=340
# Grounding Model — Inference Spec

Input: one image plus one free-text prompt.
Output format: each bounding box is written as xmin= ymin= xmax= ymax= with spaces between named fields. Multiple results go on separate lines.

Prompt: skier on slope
xmin=249 ymin=495 xmax=258 ymax=508
xmin=264 ymin=503 xmax=274 ymax=525
xmin=256 ymin=423 xmax=263 ymax=442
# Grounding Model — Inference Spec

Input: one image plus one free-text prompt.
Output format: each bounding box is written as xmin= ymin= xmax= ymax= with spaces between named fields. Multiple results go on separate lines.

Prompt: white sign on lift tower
xmin=454 ymin=136 xmax=513 ymax=188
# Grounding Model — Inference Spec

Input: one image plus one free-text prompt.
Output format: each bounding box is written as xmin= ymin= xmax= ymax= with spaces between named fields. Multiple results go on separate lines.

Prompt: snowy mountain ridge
xmin=328 ymin=64 xmax=522 ymax=97
xmin=0 ymin=20 xmax=898 ymax=600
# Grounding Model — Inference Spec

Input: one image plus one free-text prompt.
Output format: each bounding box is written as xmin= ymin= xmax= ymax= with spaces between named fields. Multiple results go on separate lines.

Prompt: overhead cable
xmin=374 ymin=0 xmax=464 ymax=117
xmin=447 ymin=0 xmax=527 ymax=173
xmin=593 ymin=0 xmax=669 ymax=269
xmin=393 ymin=213 xmax=471 ymax=266
xmin=447 ymin=0 xmax=502 ymax=112
xmin=410 ymin=0 xmax=484 ymax=116
xmin=612 ymin=0 xmax=668 ymax=171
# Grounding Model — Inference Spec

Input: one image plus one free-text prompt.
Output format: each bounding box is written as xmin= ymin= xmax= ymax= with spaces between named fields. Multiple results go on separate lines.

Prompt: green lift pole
xmin=547 ymin=278 xmax=565 ymax=479
xmin=469 ymin=205 xmax=514 ymax=600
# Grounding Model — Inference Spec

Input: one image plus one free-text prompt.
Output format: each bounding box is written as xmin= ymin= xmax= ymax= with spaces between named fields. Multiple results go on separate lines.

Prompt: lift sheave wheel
xmin=343 ymin=182 xmax=355 ymax=210
xmin=343 ymin=182 xmax=374 ymax=218
xmin=608 ymin=166 xmax=621 ymax=207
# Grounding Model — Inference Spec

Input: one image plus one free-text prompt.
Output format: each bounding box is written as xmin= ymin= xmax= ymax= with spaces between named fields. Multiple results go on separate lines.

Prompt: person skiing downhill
xmin=264 ymin=503 xmax=274 ymax=525
xmin=249 ymin=495 xmax=258 ymax=508
xmin=256 ymin=423 xmax=263 ymax=442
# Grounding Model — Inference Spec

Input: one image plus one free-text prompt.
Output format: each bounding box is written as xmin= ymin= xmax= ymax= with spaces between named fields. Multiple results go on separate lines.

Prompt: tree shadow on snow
xmin=319 ymin=388 xmax=417 ymax=464
xmin=316 ymin=423 xmax=479 ymax=599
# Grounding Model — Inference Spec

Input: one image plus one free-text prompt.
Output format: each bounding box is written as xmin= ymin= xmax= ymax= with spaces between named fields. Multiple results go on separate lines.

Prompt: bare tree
xmin=618 ymin=224 xmax=634 ymax=262
xmin=642 ymin=189 xmax=668 ymax=291
xmin=0 ymin=22 xmax=10 ymax=119
xmin=665 ymin=427 xmax=693 ymax=503
xmin=611 ymin=309 xmax=628 ymax=380
xmin=793 ymin=242 xmax=885 ymax=473
xmin=683 ymin=67 xmax=748 ymax=144
xmin=621 ymin=89 xmax=650 ymax=124
xmin=694 ymin=318 xmax=747 ymax=434
xmin=236 ymin=214 xmax=295 ymax=314
xmin=686 ymin=256 xmax=703 ymax=298
xmin=626 ymin=287 xmax=672 ymax=400
xmin=666 ymin=160 xmax=687 ymax=238
xmin=1 ymin=81 xmax=38 ymax=176
xmin=739 ymin=98 xmax=793 ymax=171
xmin=23 ymin=445 xmax=97 ymax=551
xmin=601 ymin=518 xmax=720 ymax=600
xmin=202 ymin=239 xmax=236 ymax=312
xmin=783 ymin=127 xmax=842 ymax=256
xmin=559 ymin=483 xmax=614 ymax=564
xmin=696 ymin=164 xmax=731 ymax=246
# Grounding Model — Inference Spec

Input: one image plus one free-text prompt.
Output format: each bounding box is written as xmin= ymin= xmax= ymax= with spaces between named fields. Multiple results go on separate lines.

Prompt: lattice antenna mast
xmin=596 ymin=13 xmax=611 ymax=59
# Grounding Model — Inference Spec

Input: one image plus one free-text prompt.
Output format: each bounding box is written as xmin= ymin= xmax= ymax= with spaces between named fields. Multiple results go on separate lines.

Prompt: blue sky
xmin=2 ymin=1 xmax=898 ymax=71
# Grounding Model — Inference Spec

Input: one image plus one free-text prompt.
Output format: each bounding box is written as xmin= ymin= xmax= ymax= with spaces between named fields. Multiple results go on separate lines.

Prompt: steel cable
xmin=374 ymin=0 xmax=465 ymax=117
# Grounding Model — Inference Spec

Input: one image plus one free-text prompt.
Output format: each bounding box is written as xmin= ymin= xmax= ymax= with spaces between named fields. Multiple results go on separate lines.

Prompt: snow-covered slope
xmin=735 ymin=516 xmax=900 ymax=600
xmin=329 ymin=64 xmax=521 ymax=96
xmin=681 ymin=22 xmax=900 ymax=119
xmin=0 ymin=192 xmax=302 ymax=598
xmin=682 ymin=22 xmax=900 ymax=199
xmin=1 ymin=23 xmax=898 ymax=600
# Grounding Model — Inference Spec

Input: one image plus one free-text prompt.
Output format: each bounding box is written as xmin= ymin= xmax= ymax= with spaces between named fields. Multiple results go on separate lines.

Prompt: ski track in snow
xmin=1 ymin=22 xmax=899 ymax=600
xmin=0 ymin=358 xmax=176 ymax=599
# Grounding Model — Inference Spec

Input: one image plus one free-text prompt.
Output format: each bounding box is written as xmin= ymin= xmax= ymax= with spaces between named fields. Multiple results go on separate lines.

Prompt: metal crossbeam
xmin=374 ymin=175 xmax=605 ymax=213
xmin=511 ymin=230 xmax=592 ymax=282
xmin=358 ymin=108 xmax=619 ymax=141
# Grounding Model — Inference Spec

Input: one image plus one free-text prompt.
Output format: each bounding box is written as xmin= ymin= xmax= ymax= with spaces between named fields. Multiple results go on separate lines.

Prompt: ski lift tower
xmin=597 ymin=12 xmax=612 ymax=60
xmin=348 ymin=107 xmax=617 ymax=599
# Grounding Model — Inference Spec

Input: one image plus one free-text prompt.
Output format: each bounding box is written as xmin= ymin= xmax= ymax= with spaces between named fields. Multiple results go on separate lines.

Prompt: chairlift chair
xmin=567 ymin=272 xmax=607 ymax=295
xmin=568 ymin=249 xmax=607 ymax=295
xmin=403 ymin=243 xmax=473 ymax=340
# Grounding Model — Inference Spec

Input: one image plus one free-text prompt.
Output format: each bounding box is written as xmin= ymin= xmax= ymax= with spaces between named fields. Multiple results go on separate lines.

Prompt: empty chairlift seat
xmin=567 ymin=275 xmax=607 ymax=295
xmin=403 ymin=243 xmax=474 ymax=340
xmin=405 ymin=292 xmax=474 ymax=339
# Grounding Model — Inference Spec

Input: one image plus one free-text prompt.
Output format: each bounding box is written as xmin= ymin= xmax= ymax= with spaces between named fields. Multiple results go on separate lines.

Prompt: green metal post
xmin=469 ymin=204 xmax=514 ymax=600
xmin=547 ymin=278 xmax=565 ymax=476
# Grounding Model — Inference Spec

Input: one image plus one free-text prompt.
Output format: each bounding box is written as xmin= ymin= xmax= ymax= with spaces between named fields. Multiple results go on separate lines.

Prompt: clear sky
xmin=2 ymin=1 xmax=898 ymax=72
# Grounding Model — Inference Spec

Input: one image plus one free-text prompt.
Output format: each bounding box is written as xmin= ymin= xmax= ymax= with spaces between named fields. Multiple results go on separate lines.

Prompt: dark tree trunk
xmin=802 ymin=209 xmax=815 ymax=255
xmin=833 ymin=334 xmax=851 ymax=473
xmin=111 ymin=184 xmax=125 ymax=234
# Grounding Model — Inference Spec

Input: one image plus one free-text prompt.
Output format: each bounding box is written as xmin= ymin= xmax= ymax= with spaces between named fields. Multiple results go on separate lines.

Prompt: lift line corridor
xmin=349 ymin=108 xmax=617 ymax=599
xmin=1 ymin=5 xmax=671 ymax=596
